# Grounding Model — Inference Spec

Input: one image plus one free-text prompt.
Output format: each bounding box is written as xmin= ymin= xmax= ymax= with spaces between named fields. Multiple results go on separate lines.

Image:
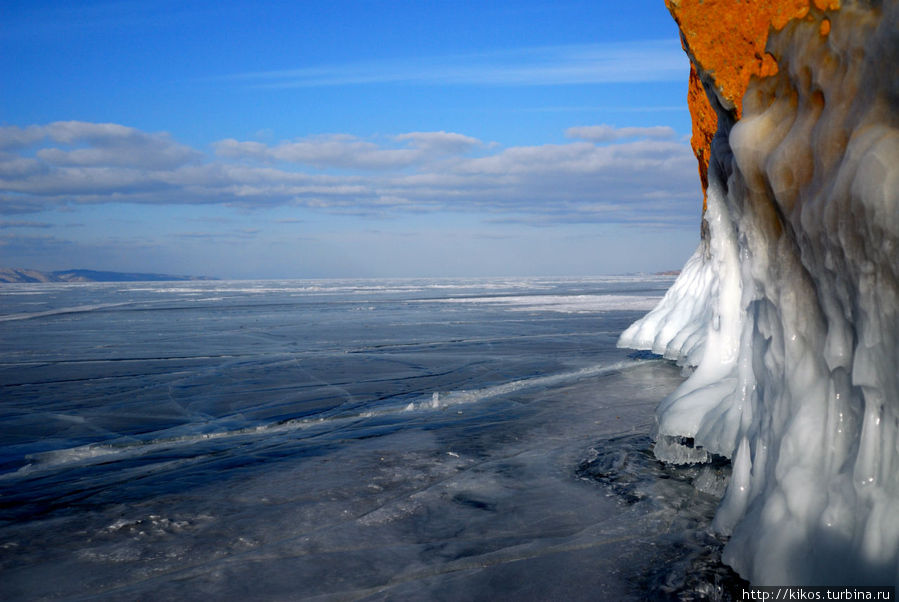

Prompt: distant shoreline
xmin=0 ymin=268 xmax=218 ymax=284
xmin=1 ymin=268 xmax=679 ymax=284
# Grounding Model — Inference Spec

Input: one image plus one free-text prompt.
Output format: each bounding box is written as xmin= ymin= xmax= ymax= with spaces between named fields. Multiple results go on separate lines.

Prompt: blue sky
xmin=1 ymin=0 xmax=702 ymax=279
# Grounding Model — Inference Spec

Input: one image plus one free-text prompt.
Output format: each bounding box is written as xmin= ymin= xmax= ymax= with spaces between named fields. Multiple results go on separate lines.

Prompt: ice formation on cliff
xmin=620 ymin=0 xmax=899 ymax=585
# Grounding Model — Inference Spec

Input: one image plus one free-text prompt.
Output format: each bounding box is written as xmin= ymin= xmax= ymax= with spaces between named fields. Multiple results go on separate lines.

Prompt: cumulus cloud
xmin=2 ymin=122 xmax=201 ymax=170
xmin=0 ymin=121 xmax=700 ymax=226
xmin=0 ymin=126 xmax=46 ymax=151
xmin=213 ymin=131 xmax=481 ymax=170
xmin=565 ymin=124 xmax=677 ymax=142
xmin=394 ymin=131 xmax=481 ymax=154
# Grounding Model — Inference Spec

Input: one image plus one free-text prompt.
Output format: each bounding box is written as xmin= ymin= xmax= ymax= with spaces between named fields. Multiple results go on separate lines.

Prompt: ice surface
xmin=2 ymin=276 xmax=732 ymax=599
xmin=0 ymin=370 xmax=711 ymax=600
xmin=430 ymin=294 xmax=664 ymax=313
xmin=619 ymin=0 xmax=899 ymax=585
xmin=7 ymin=359 xmax=645 ymax=477
xmin=0 ymin=302 xmax=133 ymax=322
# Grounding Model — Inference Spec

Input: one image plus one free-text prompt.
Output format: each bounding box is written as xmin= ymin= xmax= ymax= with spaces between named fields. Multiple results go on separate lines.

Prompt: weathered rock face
xmin=669 ymin=0 xmax=841 ymax=209
xmin=621 ymin=0 xmax=898 ymax=585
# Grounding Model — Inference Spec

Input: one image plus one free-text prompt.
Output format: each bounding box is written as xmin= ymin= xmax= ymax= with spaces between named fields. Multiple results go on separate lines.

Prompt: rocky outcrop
xmin=670 ymin=0 xmax=841 ymax=209
xmin=621 ymin=0 xmax=898 ymax=585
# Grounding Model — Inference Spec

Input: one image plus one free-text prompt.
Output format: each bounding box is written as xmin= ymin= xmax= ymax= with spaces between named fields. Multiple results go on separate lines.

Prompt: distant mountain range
xmin=0 ymin=268 xmax=218 ymax=283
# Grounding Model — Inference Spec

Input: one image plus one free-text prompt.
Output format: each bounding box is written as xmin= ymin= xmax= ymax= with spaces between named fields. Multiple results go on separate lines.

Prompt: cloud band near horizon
xmin=1 ymin=120 xmax=699 ymax=227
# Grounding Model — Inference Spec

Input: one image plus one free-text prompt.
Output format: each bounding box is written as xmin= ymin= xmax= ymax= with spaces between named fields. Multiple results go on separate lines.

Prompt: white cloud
xmin=1 ymin=121 xmax=201 ymax=169
xmin=214 ymin=135 xmax=418 ymax=170
xmin=0 ymin=121 xmax=701 ymax=227
xmin=394 ymin=131 xmax=481 ymax=154
xmin=0 ymin=125 xmax=45 ymax=151
xmin=565 ymin=124 xmax=677 ymax=142
xmin=214 ymin=131 xmax=481 ymax=170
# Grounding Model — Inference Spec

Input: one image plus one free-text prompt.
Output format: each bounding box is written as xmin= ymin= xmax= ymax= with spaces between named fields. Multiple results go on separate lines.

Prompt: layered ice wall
xmin=619 ymin=0 xmax=899 ymax=585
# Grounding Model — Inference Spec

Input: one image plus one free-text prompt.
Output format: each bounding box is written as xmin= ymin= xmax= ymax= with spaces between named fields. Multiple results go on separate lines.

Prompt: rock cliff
xmin=620 ymin=0 xmax=898 ymax=585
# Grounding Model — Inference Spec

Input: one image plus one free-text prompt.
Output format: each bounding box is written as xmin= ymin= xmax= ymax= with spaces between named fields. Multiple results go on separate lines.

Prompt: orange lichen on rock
xmin=759 ymin=53 xmax=780 ymax=78
xmin=687 ymin=64 xmax=716 ymax=211
xmin=666 ymin=0 xmax=813 ymax=116
xmin=813 ymin=0 xmax=841 ymax=11
xmin=666 ymin=0 xmax=842 ymax=204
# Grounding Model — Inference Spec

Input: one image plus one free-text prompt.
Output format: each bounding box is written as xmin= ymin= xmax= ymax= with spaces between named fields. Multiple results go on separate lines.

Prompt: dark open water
xmin=0 ymin=277 xmax=742 ymax=600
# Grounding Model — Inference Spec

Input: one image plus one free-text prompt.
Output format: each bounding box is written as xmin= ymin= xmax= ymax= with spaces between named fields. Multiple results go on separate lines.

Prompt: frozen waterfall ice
xmin=619 ymin=0 xmax=899 ymax=586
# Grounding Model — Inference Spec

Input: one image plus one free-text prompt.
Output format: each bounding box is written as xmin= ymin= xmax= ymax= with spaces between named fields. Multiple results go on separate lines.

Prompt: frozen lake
xmin=0 ymin=277 xmax=742 ymax=599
